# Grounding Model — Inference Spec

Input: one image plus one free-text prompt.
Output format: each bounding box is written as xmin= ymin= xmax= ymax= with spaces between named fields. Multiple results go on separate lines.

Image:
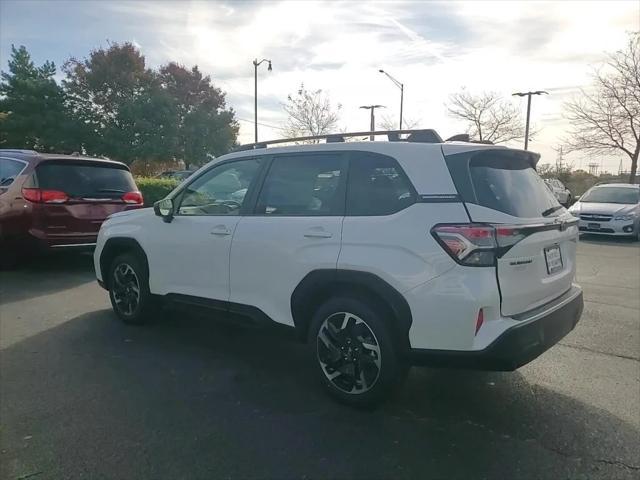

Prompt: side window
xmin=0 ymin=158 xmax=27 ymax=186
xmin=255 ymin=154 xmax=346 ymax=216
xmin=177 ymin=158 xmax=262 ymax=216
xmin=347 ymin=152 xmax=416 ymax=216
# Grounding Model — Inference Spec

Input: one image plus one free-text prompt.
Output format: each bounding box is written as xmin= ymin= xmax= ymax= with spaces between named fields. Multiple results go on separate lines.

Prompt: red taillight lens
xmin=22 ymin=188 xmax=68 ymax=203
xmin=475 ymin=309 xmax=484 ymax=335
xmin=122 ymin=191 xmax=143 ymax=205
xmin=431 ymin=224 xmax=497 ymax=266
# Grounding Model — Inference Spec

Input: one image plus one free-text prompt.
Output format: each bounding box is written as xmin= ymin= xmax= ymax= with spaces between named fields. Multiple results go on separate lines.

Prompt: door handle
xmin=304 ymin=228 xmax=333 ymax=239
xmin=210 ymin=225 xmax=231 ymax=236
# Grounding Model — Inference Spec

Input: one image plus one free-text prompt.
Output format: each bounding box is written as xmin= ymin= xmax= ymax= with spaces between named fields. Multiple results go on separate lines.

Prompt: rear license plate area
xmin=544 ymin=245 xmax=563 ymax=275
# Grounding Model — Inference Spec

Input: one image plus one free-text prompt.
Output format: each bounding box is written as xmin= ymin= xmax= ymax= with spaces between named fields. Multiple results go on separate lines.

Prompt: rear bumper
xmin=408 ymin=286 xmax=583 ymax=371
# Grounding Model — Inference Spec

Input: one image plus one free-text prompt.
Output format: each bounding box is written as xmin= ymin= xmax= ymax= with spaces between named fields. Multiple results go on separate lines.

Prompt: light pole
xmin=512 ymin=90 xmax=548 ymax=150
xmin=359 ymin=105 xmax=385 ymax=140
xmin=379 ymin=69 xmax=404 ymax=129
xmin=253 ymin=58 xmax=272 ymax=142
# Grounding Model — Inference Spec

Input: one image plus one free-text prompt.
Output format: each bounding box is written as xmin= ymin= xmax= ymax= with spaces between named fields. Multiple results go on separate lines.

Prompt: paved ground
xmin=1 ymin=237 xmax=639 ymax=480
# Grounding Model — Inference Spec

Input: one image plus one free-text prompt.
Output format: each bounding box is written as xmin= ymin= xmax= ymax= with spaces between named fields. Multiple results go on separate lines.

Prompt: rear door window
xmin=36 ymin=161 xmax=136 ymax=198
xmin=255 ymin=154 xmax=347 ymax=216
xmin=446 ymin=150 xmax=559 ymax=218
xmin=346 ymin=152 xmax=416 ymax=215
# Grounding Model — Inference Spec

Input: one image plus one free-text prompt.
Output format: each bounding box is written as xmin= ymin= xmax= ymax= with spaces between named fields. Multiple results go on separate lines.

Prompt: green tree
xmin=63 ymin=42 xmax=176 ymax=164
xmin=159 ymin=63 xmax=238 ymax=169
xmin=0 ymin=45 xmax=78 ymax=152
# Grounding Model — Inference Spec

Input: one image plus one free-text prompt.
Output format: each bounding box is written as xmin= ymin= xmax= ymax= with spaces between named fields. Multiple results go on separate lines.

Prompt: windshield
xmin=581 ymin=186 xmax=639 ymax=204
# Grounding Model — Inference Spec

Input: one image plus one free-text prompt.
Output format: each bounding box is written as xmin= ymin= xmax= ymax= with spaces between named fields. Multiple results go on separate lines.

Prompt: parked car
xmin=94 ymin=131 xmax=583 ymax=406
xmin=156 ymin=170 xmax=194 ymax=181
xmin=544 ymin=178 xmax=572 ymax=206
xmin=0 ymin=150 xmax=144 ymax=264
xmin=568 ymin=183 xmax=640 ymax=239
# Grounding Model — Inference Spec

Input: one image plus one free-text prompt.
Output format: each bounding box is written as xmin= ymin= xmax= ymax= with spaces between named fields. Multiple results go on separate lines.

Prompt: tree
xmin=63 ymin=42 xmax=175 ymax=164
xmin=446 ymin=90 xmax=525 ymax=143
xmin=0 ymin=45 xmax=79 ymax=152
xmin=563 ymin=32 xmax=640 ymax=183
xmin=282 ymin=85 xmax=341 ymax=140
xmin=379 ymin=114 xmax=420 ymax=131
xmin=159 ymin=63 xmax=238 ymax=169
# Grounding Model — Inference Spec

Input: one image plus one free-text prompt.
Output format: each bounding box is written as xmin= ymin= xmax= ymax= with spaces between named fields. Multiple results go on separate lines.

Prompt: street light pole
xmin=253 ymin=58 xmax=272 ymax=143
xmin=379 ymin=69 xmax=404 ymax=129
xmin=359 ymin=105 xmax=385 ymax=140
xmin=512 ymin=90 xmax=548 ymax=150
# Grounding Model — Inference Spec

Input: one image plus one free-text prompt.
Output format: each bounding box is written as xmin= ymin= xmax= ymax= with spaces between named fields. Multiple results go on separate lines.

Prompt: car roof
xmin=0 ymin=149 xmax=128 ymax=168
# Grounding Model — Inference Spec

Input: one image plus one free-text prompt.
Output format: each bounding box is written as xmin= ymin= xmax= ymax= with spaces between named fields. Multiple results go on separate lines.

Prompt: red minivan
xmin=0 ymin=150 xmax=143 ymax=263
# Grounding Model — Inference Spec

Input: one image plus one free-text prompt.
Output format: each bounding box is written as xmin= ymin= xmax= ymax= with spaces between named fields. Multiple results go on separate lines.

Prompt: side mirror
xmin=154 ymin=198 xmax=174 ymax=223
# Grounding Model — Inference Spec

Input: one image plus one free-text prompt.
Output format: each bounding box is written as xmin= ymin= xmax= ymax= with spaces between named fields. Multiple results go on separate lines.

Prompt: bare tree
xmin=379 ymin=114 xmax=420 ymax=131
xmin=282 ymin=84 xmax=341 ymax=141
xmin=563 ymin=32 xmax=639 ymax=183
xmin=446 ymin=90 xmax=525 ymax=144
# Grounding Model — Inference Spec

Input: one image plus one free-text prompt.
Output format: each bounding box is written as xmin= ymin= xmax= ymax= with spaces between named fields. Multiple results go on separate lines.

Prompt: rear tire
xmin=108 ymin=253 xmax=157 ymax=325
xmin=308 ymin=296 xmax=406 ymax=407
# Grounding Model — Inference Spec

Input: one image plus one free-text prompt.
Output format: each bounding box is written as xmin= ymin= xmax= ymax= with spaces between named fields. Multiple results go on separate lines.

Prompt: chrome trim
xmin=50 ymin=243 xmax=97 ymax=248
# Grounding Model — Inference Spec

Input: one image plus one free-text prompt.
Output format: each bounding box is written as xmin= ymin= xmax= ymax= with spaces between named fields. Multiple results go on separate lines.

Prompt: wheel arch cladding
xmin=100 ymin=237 xmax=150 ymax=289
xmin=290 ymin=269 xmax=413 ymax=353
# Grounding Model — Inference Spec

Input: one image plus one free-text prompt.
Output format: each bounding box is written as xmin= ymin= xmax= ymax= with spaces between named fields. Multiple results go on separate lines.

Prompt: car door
xmin=144 ymin=157 xmax=264 ymax=301
xmin=229 ymin=152 xmax=347 ymax=326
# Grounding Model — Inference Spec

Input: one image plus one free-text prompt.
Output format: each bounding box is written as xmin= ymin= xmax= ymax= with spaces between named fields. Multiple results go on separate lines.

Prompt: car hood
xmin=570 ymin=202 xmax=639 ymax=216
xmin=106 ymin=206 xmax=154 ymax=223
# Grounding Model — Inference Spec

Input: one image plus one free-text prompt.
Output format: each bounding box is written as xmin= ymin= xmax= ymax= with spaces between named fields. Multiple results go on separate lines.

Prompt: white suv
xmin=94 ymin=131 xmax=584 ymax=406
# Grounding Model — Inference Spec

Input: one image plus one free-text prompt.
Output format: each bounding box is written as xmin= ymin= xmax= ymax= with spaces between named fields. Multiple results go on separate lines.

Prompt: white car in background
xmin=545 ymin=178 xmax=572 ymax=206
xmin=569 ymin=183 xmax=640 ymax=239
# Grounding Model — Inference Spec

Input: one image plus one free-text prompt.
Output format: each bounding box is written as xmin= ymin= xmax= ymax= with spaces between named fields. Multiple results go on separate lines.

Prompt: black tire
xmin=308 ymin=296 xmax=406 ymax=407
xmin=107 ymin=252 xmax=157 ymax=325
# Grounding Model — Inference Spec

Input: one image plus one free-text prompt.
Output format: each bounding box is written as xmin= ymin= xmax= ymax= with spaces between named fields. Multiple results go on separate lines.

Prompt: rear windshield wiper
xmin=541 ymin=205 xmax=564 ymax=217
xmin=97 ymin=188 xmax=127 ymax=193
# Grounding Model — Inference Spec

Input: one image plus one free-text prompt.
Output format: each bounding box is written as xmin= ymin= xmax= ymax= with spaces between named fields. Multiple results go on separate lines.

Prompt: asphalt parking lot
xmin=1 ymin=237 xmax=639 ymax=480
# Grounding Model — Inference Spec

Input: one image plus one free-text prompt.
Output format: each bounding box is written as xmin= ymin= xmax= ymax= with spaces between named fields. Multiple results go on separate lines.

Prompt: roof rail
xmin=234 ymin=129 xmax=443 ymax=151
xmin=445 ymin=133 xmax=494 ymax=145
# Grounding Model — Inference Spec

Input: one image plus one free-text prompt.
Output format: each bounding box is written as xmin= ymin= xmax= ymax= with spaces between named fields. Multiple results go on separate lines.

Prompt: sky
xmin=1 ymin=0 xmax=638 ymax=172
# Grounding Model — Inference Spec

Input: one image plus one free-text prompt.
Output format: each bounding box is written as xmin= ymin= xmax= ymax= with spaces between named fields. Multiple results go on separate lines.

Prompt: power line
xmin=236 ymin=117 xmax=282 ymax=130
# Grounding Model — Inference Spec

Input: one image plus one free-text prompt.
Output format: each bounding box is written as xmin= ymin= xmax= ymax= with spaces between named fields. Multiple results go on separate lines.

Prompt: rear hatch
xmin=26 ymin=160 xmax=142 ymax=237
xmin=443 ymin=146 xmax=578 ymax=316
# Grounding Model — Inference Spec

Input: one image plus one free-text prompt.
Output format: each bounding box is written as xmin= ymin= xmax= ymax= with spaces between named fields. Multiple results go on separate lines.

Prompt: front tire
xmin=308 ymin=296 xmax=406 ymax=407
xmin=108 ymin=253 xmax=157 ymax=325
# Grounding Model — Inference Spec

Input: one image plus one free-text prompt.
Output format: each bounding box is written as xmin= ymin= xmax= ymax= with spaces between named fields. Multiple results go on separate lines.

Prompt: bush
xmin=135 ymin=177 xmax=180 ymax=206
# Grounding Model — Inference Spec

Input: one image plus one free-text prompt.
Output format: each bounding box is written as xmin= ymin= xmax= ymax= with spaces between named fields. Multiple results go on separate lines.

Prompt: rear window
xmin=36 ymin=161 xmax=136 ymax=197
xmin=581 ymin=186 xmax=639 ymax=204
xmin=446 ymin=150 xmax=559 ymax=218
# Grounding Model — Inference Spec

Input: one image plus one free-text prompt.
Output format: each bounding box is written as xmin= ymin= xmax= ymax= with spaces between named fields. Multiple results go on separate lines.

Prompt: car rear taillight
xmin=431 ymin=224 xmax=530 ymax=267
xmin=22 ymin=188 xmax=69 ymax=204
xmin=431 ymin=224 xmax=497 ymax=266
xmin=122 ymin=191 xmax=143 ymax=205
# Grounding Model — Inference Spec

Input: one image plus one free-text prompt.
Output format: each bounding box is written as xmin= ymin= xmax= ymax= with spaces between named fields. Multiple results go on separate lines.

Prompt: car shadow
xmin=0 ymin=251 xmax=95 ymax=304
xmin=1 ymin=308 xmax=638 ymax=479
xmin=579 ymin=233 xmax=639 ymax=247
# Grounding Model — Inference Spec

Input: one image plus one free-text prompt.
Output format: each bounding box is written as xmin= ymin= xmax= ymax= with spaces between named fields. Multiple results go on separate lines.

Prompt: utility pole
xmin=512 ymin=90 xmax=548 ymax=150
xmin=378 ymin=69 xmax=404 ymax=129
xmin=253 ymin=58 xmax=272 ymax=142
xmin=359 ymin=105 xmax=385 ymax=140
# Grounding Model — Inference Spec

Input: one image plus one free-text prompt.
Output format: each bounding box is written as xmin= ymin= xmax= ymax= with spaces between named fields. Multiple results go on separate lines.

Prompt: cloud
xmin=1 ymin=0 xmax=638 ymax=172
